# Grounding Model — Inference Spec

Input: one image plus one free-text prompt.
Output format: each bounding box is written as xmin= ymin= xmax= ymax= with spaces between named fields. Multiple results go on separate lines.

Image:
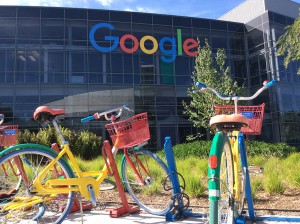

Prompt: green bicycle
xmin=194 ymin=80 xmax=275 ymax=223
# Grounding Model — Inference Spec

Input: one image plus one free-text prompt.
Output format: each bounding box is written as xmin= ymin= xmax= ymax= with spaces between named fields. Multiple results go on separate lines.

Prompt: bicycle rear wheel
xmin=208 ymin=133 xmax=234 ymax=224
xmin=0 ymin=148 xmax=74 ymax=224
xmin=121 ymin=149 xmax=173 ymax=215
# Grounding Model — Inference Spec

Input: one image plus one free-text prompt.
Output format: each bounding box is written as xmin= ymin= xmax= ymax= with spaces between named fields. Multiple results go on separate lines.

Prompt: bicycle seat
xmin=210 ymin=114 xmax=250 ymax=132
xmin=34 ymin=106 xmax=65 ymax=122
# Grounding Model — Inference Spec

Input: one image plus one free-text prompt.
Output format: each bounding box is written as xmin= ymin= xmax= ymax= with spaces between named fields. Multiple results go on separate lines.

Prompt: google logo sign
xmin=89 ymin=23 xmax=199 ymax=63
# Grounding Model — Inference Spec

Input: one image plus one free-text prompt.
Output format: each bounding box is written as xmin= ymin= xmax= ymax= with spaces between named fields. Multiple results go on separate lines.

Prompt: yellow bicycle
xmin=0 ymin=105 xmax=172 ymax=223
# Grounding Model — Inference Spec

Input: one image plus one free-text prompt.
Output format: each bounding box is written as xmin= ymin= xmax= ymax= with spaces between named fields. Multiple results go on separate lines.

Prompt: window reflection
xmin=18 ymin=18 xmax=40 ymax=39
xmin=0 ymin=6 xmax=295 ymax=147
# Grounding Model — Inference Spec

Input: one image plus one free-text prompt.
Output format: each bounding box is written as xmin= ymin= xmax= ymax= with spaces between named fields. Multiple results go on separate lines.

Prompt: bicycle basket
xmin=213 ymin=104 xmax=265 ymax=135
xmin=105 ymin=113 xmax=150 ymax=149
xmin=0 ymin=125 xmax=18 ymax=148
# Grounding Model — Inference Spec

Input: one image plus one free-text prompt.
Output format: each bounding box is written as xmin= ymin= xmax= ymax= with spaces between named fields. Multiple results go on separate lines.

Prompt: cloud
xmin=95 ymin=0 xmax=113 ymax=7
xmin=0 ymin=0 xmax=88 ymax=7
xmin=136 ymin=6 xmax=159 ymax=14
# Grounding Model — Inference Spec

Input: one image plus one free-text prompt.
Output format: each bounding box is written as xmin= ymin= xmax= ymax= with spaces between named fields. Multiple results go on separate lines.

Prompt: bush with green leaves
xmin=158 ymin=140 xmax=296 ymax=159
xmin=73 ymin=130 xmax=102 ymax=160
xmin=247 ymin=140 xmax=296 ymax=158
xmin=158 ymin=141 xmax=211 ymax=159
xmin=18 ymin=126 xmax=102 ymax=159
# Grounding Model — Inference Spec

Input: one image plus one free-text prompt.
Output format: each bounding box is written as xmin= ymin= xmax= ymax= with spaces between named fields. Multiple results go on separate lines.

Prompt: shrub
xmin=158 ymin=141 xmax=211 ymax=160
xmin=158 ymin=140 xmax=296 ymax=160
xmin=73 ymin=130 xmax=102 ymax=160
xmin=17 ymin=129 xmax=32 ymax=144
xmin=17 ymin=127 xmax=102 ymax=160
xmin=247 ymin=141 xmax=296 ymax=158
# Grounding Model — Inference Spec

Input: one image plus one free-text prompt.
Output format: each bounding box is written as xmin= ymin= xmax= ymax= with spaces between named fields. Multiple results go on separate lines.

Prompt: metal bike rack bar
xmin=163 ymin=136 xmax=205 ymax=222
xmin=102 ymin=140 xmax=140 ymax=218
xmin=236 ymin=134 xmax=300 ymax=223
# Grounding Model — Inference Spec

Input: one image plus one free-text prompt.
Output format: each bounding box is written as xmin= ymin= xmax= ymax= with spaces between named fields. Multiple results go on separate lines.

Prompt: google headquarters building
xmin=0 ymin=0 xmax=299 ymax=149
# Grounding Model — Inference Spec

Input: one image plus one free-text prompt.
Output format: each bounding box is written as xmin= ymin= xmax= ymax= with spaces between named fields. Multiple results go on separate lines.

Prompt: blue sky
xmin=0 ymin=0 xmax=299 ymax=19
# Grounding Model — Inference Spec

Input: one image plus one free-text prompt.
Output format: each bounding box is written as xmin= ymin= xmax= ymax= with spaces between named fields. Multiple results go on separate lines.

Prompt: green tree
xmin=276 ymin=17 xmax=300 ymax=74
xmin=183 ymin=40 xmax=244 ymax=139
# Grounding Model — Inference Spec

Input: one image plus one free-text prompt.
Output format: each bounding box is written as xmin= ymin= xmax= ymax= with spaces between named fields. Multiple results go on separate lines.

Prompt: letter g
xmin=89 ymin=23 xmax=119 ymax=52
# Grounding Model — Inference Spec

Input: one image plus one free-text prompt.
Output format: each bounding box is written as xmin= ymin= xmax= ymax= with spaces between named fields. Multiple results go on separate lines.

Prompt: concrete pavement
xmin=63 ymin=208 xmax=300 ymax=224
xmin=63 ymin=208 xmax=207 ymax=224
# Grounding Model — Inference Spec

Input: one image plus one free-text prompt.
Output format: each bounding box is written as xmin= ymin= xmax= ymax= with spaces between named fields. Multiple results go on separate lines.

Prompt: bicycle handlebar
xmin=81 ymin=105 xmax=131 ymax=123
xmin=0 ymin=114 xmax=4 ymax=125
xmin=194 ymin=80 xmax=276 ymax=102
xmin=264 ymin=80 xmax=276 ymax=88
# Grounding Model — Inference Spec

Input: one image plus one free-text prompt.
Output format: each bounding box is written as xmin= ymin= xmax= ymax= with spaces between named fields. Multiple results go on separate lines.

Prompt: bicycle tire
xmin=0 ymin=148 xmax=75 ymax=224
xmin=100 ymin=178 xmax=116 ymax=191
xmin=121 ymin=149 xmax=173 ymax=215
xmin=208 ymin=133 xmax=234 ymax=224
xmin=235 ymin=151 xmax=246 ymax=216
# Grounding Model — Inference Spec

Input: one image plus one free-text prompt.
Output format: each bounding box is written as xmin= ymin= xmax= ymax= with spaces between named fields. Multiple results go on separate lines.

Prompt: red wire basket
xmin=213 ymin=104 xmax=265 ymax=135
xmin=0 ymin=125 xmax=18 ymax=148
xmin=105 ymin=113 xmax=150 ymax=149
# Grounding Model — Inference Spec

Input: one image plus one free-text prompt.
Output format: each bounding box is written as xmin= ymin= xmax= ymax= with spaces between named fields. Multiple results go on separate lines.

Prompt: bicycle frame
xmin=229 ymin=130 xmax=255 ymax=218
xmin=123 ymin=147 xmax=151 ymax=184
xmin=230 ymin=131 xmax=242 ymax=202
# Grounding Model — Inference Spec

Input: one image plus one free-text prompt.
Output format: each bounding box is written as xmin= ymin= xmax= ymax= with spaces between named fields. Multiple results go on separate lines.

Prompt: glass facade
xmin=245 ymin=11 xmax=299 ymax=145
xmin=0 ymin=6 xmax=297 ymax=149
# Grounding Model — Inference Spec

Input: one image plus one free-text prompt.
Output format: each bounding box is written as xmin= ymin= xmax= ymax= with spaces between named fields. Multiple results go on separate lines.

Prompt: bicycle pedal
xmin=248 ymin=165 xmax=264 ymax=174
xmin=87 ymin=185 xmax=97 ymax=206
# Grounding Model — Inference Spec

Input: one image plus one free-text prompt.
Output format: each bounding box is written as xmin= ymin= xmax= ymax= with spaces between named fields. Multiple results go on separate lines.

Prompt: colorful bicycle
xmin=0 ymin=105 xmax=173 ymax=223
xmin=194 ymin=80 xmax=275 ymax=223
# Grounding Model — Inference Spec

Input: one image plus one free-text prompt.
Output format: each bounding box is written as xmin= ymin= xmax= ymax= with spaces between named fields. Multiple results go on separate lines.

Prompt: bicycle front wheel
xmin=0 ymin=157 xmax=23 ymax=197
xmin=121 ymin=149 xmax=173 ymax=215
xmin=235 ymin=151 xmax=246 ymax=216
xmin=0 ymin=148 xmax=74 ymax=224
xmin=208 ymin=133 xmax=234 ymax=224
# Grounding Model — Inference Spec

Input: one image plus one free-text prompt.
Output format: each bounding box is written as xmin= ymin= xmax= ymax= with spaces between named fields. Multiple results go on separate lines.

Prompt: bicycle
xmin=0 ymin=105 xmax=173 ymax=223
xmin=82 ymin=106 xmax=173 ymax=215
xmin=0 ymin=114 xmax=22 ymax=202
xmin=194 ymin=80 xmax=275 ymax=224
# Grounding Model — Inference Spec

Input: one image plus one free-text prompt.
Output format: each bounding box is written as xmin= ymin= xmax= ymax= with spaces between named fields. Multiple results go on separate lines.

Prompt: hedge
xmin=157 ymin=140 xmax=296 ymax=159
xmin=17 ymin=126 xmax=102 ymax=160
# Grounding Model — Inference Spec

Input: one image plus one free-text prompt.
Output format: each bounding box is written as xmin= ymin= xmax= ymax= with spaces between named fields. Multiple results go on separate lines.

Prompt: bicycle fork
xmin=237 ymin=133 xmax=255 ymax=221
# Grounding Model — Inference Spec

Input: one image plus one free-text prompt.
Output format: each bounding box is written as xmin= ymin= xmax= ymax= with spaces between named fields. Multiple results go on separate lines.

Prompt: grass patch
xmin=250 ymin=177 xmax=264 ymax=200
xmin=282 ymin=153 xmax=300 ymax=188
xmin=64 ymin=150 xmax=300 ymax=198
xmin=264 ymin=174 xmax=285 ymax=195
xmin=185 ymin=175 xmax=206 ymax=197
xmin=263 ymin=157 xmax=285 ymax=194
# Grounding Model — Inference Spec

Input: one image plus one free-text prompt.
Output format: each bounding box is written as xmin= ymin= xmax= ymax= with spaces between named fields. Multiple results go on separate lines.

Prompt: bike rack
xmin=102 ymin=140 xmax=140 ymax=218
xmin=235 ymin=133 xmax=300 ymax=223
xmin=163 ymin=136 xmax=205 ymax=222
